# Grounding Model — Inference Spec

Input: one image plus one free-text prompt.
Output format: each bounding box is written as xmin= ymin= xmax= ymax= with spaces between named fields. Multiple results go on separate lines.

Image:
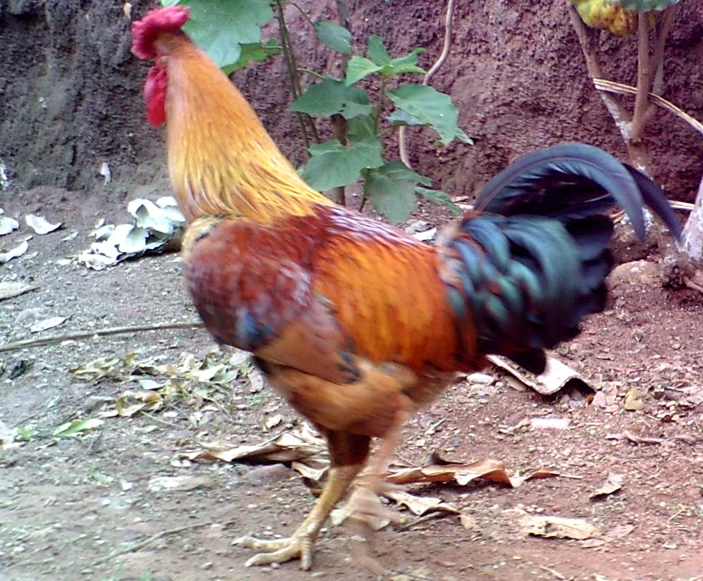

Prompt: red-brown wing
xmin=183 ymin=206 xmax=478 ymax=383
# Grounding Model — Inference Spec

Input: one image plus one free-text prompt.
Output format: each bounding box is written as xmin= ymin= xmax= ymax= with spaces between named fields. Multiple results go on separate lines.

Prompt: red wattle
xmin=144 ymin=64 xmax=167 ymax=127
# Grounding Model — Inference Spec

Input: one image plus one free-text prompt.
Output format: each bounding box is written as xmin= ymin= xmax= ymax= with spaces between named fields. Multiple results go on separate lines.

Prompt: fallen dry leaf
xmin=386 ymin=457 xmax=559 ymax=488
xmin=488 ymin=353 xmax=591 ymax=396
xmin=182 ymin=425 xmax=327 ymax=465
xmin=384 ymin=489 xmax=458 ymax=517
xmin=459 ymin=512 xmax=478 ymax=531
xmin=530 ymin=417 xmax=571 ymax=430
xmin=25 ymin=214 xmax=61 ymax=235
xmin=29 ymin=316 xmax=68 ymax=334
xmin=590 ymin=472 xmax=623 ymax=500
xmin=147 ymin=475 xmax=213 ymax=492
xmin=624 ymin=387 xmax=645 ymax=411
xmin=518 ymin=512 xmax=601 ymax=540
xmin=0 ymin=239 xmax=29 ymax=263
xmin=0 ymin=281 xmax=38 ymax=301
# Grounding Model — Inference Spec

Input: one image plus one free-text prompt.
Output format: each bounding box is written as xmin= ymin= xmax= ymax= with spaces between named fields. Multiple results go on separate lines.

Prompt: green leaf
xmin=363 ymin=161 xmax=429 ymax=223
xmin=345 ymin=56 xmax=382 ymax=86
xmin=616 ymin=0 xmax=680 ymax=10
xmin=222 ymin=39 xmax=281 ymax=75
xmin=291 ymin=78 xmax=373 ymax=119
xmin=455 ymin=127 xmax=474 ymax=145
xmin=386 ymin=109 xmax=425 ymax=127
xmin=347 ymin=114 xmax=377 ymax=142
xmin=303 ymin=137 xmax=384 ymax=191
xmin=314 ymin=20 xmax=352 ymax=55
xmin=52 ymin=418 xmax=104 ymax=438
xmin=382 ymin=48 xmax=425 ymax=76
xmin=416 ymin=187 xmax=463 ymax=216
xmin=162 ymin=0 xmax=274 ymax=70
xmin=367 ymin=35 xmax=391 ymax=65
xmin=387 ymin=84 xmax=462 ymax=145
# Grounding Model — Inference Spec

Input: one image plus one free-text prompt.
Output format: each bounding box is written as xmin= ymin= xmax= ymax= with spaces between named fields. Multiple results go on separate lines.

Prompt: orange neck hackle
xmin=156 ymin=33 xmax=332 ymax=223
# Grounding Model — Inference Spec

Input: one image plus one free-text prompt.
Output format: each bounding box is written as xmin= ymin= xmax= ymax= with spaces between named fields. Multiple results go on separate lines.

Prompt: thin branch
xmin=399 ymin=0 xmax=456 ymax=168
xmin=644 ymin=4 xmax=680 ymax=124
xmin=566 ymin=3 xmax=630 ymax=125
xmin=649 ymin=4 xmax=680 ymax=85
xmin=630 ymin=13 xmax=652 ymax=143
xmin=0 ymin=321 xmax=205 ymax=354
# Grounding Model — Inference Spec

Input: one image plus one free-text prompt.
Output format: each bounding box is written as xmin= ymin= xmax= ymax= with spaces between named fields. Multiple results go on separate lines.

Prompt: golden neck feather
xmin=161 ymin=35 xmax=331 ymax=223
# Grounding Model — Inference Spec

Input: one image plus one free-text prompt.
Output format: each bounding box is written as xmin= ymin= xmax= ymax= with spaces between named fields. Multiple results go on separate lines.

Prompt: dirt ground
xmin=0 ymin=188 xmax=701 ymax=581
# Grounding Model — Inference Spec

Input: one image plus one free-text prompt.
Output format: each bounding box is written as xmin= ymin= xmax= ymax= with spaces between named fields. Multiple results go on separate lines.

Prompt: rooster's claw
xmin=234 ymin=534 xmax=314 ymax=570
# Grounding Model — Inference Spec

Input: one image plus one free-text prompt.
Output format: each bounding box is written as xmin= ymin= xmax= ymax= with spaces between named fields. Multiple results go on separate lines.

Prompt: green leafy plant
xmin=160 ymin=0 xmax=468 ymax=223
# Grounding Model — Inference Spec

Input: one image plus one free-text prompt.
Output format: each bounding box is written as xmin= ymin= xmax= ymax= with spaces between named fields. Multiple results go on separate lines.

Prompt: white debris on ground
xmin=77 ymin=196 xmax=185 ymax=270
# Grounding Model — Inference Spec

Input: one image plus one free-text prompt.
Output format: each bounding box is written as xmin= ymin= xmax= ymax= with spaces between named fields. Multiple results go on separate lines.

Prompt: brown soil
xmin=1 ymin=189 xmax=702 ymax=581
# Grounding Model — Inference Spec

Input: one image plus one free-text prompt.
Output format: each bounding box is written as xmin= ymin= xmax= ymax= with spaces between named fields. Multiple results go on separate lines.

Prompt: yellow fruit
xmin=570 ymin=0 xmax=654 ymax=37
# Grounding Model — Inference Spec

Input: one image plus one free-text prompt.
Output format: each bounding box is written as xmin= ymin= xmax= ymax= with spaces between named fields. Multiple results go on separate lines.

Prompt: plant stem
xmin=399 ymin=0 xmax=456 ymax=168
xmin=274 ymin=0 xmax=320 ymax=149
xmin=288 ymin=0 xmax=316 ymax=29
xmin=566 ymin=2 xmax=651 ymax=174
xmin=325 ymin=0 xmax=353 ymax=205
xmin=630 ymin=13 xmax=652 ymax=144
xmin=374 ymin=76 xmax=387 ymax=135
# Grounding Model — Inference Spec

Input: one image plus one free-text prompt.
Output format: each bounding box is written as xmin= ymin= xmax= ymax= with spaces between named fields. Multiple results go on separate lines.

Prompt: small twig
xmin=0 ymin=321 xmax=205 ymax=354
xmin=93 ymin=521 xmax=230 ymax=566
xmin=539 ymin=565 xmax=567 ymax=580
xmin=398 ymin=509 xmax=452 ymax=530
xmin=630 ymin=13 xmax=652 ymax=143
xmin=140 ymin=410 xmax=183 ymax=429
xmin=399 ymin=0 xmax=456 ymax=168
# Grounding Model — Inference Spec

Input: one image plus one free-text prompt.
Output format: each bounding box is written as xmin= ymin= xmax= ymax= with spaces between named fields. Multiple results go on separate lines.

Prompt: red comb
xmin=131 ymin=6 xmax=190 ymax=60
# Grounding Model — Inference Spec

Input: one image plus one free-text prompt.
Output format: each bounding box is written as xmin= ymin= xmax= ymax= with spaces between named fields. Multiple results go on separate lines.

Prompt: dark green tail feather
xmin=444 ymin=143 xmax=681 ymax=375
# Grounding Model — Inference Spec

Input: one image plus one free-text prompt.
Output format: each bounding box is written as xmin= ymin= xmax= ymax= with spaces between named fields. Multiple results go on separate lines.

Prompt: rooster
xmin=131 ymin=6 xmax=681 ymax=571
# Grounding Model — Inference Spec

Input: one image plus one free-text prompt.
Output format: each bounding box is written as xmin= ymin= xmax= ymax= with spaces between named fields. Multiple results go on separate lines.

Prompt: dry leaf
xmin=29 ymin=316 xmax=68 ymax=333
xmin=0 ymin=282 xmax=38 ymax=301
xmin=488 ymin=354 xmax=591 ymax=395
xmin=0 ymin=213 xmax=19 ymax=236
xmin=263 ymin=414 xmax=283 ymax=431
xmin=25 ymin=214 xmax=61 ymax=234
xmin=0 ymin=240 xmax=29 ymax=263
xmin=605 ymin=524 xmax=635 ymax=539
xmin=459 ymin=512 xmax=478 ymax=531
xmin=590 ymin=472 xmax=623 ymax=500
xmin=624 ymin=388 xmax=645 ymax=411
xmin=147 ymin=475 xmax=213 ymax=492
xmin=182 ymin=426 xmax=327 ymax=465
xmin=530 ymin=417 xmax=571 ymax=430
xmin=518 ymin=513 xmax=600 ymax=540
xmin=384 ymin=490 xmax=458 ymax=517
xmin=387 ymin=457 xmax=559 ymax=488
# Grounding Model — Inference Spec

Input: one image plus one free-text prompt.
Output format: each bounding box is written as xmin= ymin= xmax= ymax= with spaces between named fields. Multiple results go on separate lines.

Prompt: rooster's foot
xmin=233 ymin=533 xmax=314 ymax=570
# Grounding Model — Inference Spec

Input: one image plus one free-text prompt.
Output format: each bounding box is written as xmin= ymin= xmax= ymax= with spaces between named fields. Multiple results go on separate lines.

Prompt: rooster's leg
xmin=234 ymin=432 xmax=370 ymax=570
xmin=346 ymin=396 xmax=414 ymax=571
